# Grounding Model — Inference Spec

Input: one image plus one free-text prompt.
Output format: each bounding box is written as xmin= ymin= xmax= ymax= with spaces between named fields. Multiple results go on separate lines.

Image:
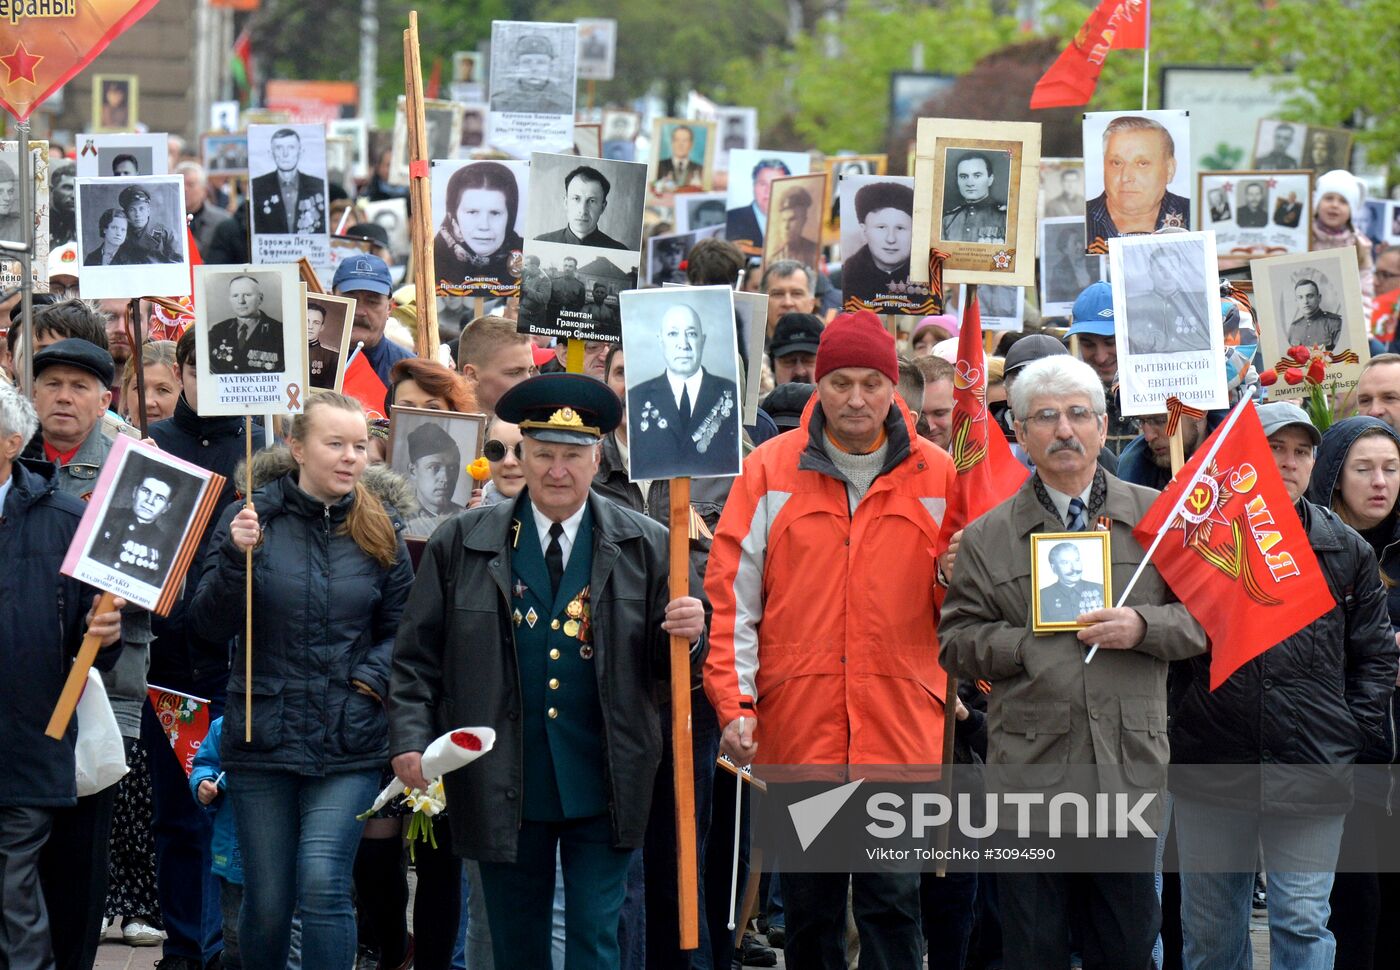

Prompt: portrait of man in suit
xmin=726 ymin=157 xmax=790 ymax=247
xmin=206 ymin=274 xmax=286 ymax=374
xmin=252 ymin=127 xmax=327 ymax=235
xmin=535 ymin=165 xmax=628 ymax=250
xmin=627 ymin=302 xmax=740 ymax=479
xmin=652 ymin=124 xmax=704 ymax=194
xmin=1236 ymin=181 xmax=1268 ymax=228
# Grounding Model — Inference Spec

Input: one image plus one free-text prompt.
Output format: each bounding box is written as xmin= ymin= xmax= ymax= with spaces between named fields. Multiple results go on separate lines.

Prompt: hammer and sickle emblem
xmin=1188 ymin=486 xmax=1212 ymax=515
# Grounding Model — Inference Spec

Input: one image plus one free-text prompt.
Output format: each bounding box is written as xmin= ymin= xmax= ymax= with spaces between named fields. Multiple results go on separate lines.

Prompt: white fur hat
xmin=1313 ymin=169 xmax=1363 ymax=217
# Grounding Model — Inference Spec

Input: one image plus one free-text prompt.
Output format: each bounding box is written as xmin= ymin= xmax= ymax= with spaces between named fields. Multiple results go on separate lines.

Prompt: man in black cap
xmin=390 ymin=373 xmax=706 ymax=970
xmin=24 ymin=338 xmax=117 ymax=497
xmin=841 ymin=181 xmax=914 ymax=303
xmin=401 ymin=421 xmax=465 ymax=537
xmin=770 ymin=312 xmax=823 ymax=385
xmin=116 ymin=185 xmax=181 ymax=264
xmin=206 ymin=274 xmax=286 ymax=374
xmin=87 ymin=468 xmax=180 ymax=586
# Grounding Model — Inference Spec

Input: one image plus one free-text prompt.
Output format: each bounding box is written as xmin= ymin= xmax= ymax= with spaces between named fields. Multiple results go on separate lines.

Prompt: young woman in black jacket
xmin=192 ymin=391 xmax=413 ymax=970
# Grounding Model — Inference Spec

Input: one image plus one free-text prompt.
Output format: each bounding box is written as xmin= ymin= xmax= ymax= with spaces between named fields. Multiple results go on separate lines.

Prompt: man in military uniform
xmin=585 ymin=283 xmax=618 ymax=336
xmin=545 ymin=257 xmax=587 ymax=327
xmin=1125 ymin=248 xmax=1211 ymax=354
xmin=389 ymin=372 xmax=705 ymax=970
xmin=251 ymin=128 xmax=327 ymax=235
xmin=1286 ymin=278 xmax=1343 ymax=351
xmin=1037 ymin=541 xmax=1104 ymax=623
xmin=491 ymin=33 xmax=574 ymax=115
xmin=0 ymin=157 xmax=22 ymax=244
xmin=1256 ymin=123 xmax=1300 ymax=169
xmin=626 ymin=303 xmax=740 ymax=479
xmin=1085 ymin=115 xmax=1190 ymax=241
xmin=768 ymin=186 xmax=820 ymax=269
xmin=1236 ymin=182 xmax=1269 ymax=228
xmin=206 ymin=275 xmax=286 ymax=374
xmin=1044 ymin=166 xmax=1084 ymax=218
xmin=115 ymin=185 xmax=181 ymax=264
xmin=401 ymin=422 xmax=465 ymax=538
xmin=941 ymin=151 xmax=1007 ymax=243
xmin=536 ymin=166 xmax=629 ymax=250
xmin=88 ymin=472 xmax=178 ymax=586
xmin=306 ymin=302 xmax=340 ymax=389
xmin=518 ymin=255 xmax=553 ymax=330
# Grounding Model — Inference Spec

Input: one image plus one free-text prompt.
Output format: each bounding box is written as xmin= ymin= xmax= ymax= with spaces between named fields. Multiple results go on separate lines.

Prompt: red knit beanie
xmin=814 ymin=310 xmax=898 ymax=384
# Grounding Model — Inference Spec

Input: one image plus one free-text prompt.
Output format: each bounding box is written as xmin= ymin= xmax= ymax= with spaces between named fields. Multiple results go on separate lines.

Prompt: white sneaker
xmin=122 ymin=919 xmax=166 ymax=947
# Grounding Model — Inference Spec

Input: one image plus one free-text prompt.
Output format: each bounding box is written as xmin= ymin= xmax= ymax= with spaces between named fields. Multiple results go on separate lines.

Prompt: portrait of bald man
xmin=206 ymin=274 xmax=286 ymax=374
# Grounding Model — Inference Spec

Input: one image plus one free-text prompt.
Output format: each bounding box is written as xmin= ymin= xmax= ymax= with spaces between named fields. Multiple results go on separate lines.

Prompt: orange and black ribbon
xmin=1164 ymin=395 xmax=1206 ymax=437
xmin=926 ymin=247 xmax=951 ymax=310
xmin=1087 ymin=237 xmax=1109 ymax=255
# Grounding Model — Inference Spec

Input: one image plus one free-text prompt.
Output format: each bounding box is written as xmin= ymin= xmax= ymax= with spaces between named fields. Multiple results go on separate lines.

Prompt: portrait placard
xmin=645 ymin=226 xmax=723 ymax=287
xmin=362 ymin=198 xmax=410 ymax=265
xmin=431 ymin=158 xmax=529 ymax=299
xmin=329 ymin=119 xmax=369 ymax=179
xmin=488 ymin=21 xmax=578 ymax=159
xmin=601 ymin=110 xmax=641 ymax=161
xmin=1251 ymin=248 xmax=1368 ymax=403
xmin=911 ymin=118 xmax=1040 ymax=287
xmin=0 ymin=141 xmax=49 ymax=295
xmin=457 ymin=104 xmax=489 ymax=157
xmin=210 ymin=100 xmax=239 ymax=133
xmin=620 ymin=285 xmax=742 ymax=481
xmin=1082 ymin=109 xmax=1192 ymax=249
xmin=960 ymin=284 xmax=1024 ymax=332
xmin=75 ymin=132 xmax=168 ymax=178
xmin=572 ymin=124 xmax=602 ymax=159
xmin=839 ymin=174 xmax=935 ymax=316
xmin=648 ymin=118 xmax=715 ymax=195
xmin=711 ymin=108 xmax=758 ymax=172
xmin=1252 ymin=120 xmax=1353 ymax=175
xmin=575 ymin=18 xmax=617 ymax=81
xmin=193 ymin=264 xmax=307 ymax=416
xmin=247 ymin=123 xmax=330 ymax=270
xmin=76 ymin=175 xmax=190 ymax=299
xmin=822 ymin=154 xmax=887 ymax=244
xmin=391 ymin=97 xmax=464 ymax=184
xmin=305 ymin=292 xmax=355 ymax=391
xmin=674 ymin=191 xmax=728 ymax=234
xmin=1197 ymin=170 xmax=1312 ymax=258
xmin=1359 ymin=199 xmax=1400 ymax=248
xmin=61 ymin=436 xmax=225 ymax=616
xmin=733 ymin=290 xmax=768 ymax=425
xmin=1039 ymin=158 xmax=1084 ymax=219
xmin=762 ymin=173 xmax=827 ymax=276
xmin=519 ymin=152 xmax=646 ymax=342
xmin=202 ymin=133 xmax=249 ymax=177
xmin=1109 ymin=231 xmax=1227 ymax=416
xmin=724 ymin=149 xmax=809 ymax=249
xmin=1030 ymin=531 xmax=1112 ymax=634
xmin=1039 ymin=216 xmax=1106 ymax=319
xmin=388 ymin=407 xmax=487 ymax=540
xmin=450 ymin=50 xmax=486 ymax=103
xmin=92 ymin=75 xmax=138 ymax=133
xmin=1161 ymin=68 xmax=1291 ymax=173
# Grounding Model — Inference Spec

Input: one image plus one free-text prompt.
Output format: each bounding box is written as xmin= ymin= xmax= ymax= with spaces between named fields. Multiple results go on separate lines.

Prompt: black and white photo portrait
xmin=249 ymin=124 xmax=328 ymax=236
xmin=1207 ymin=187 xmax=1232 ymax=223
xmin=1235 ymin=180 xmax=1269 ymax=228
xmin=940 ymin=148 xmax=1009 ymax=244
xmin=674 ymin=192 xmax=727 ymax=234
xmin=76 ymin=132 xmax=168 ymax=179
xmin=391 ymin=98 xmax=463 ymax=183
xmin=527 ymin=153 xmax=645 ymax=251
xmin=1031 ymin=532 xmax=1111 ymax=632
xmin=0 ymin=141 xmax=49 ymax=294
xmin=194 ymin=263 xmax=306 ymax=416
xmin=724 ymin=149 xmax=809 ymax=248
xmin=620 ymin=286 xmax=742 ymax=480
xmin=713 ymin=107 xmax=757 ymax=171
xmin=432 ymin=158 xmax=529 ymax=297
xmin=1197 ymin=170 xmax=1313 ymax=257
xmin=488 ymin=21 xmax=578 ymax=158
xmin=458 ymin=104 xmax=488 ymax=155
xmin=1302 ymin=126 xmax=1351 ymax=174
xmin=1039 ymin=216 xmax=1105 ymax=319
xmin=204 ymin=273 xmax=287 ymax=374
xmin=1120 ymin=240 xmax=1212 ymax=354
xmin=1252 ymin=248 xmax=1368 ymax=401
xmin=1082 ymin=110 xmax=1192 ymax=245
xmin=75 ymin=175 xmax=189 ymax=299
xmin=1040 ymin=158 xmax=1085 ymax=218
xmin=1252 ymin=120 xmax=1302 ymax=169
xmin=389 ymin=407 xmax=486 ymax=540
xmin=646 ymin=226 xmax=721 ymax=288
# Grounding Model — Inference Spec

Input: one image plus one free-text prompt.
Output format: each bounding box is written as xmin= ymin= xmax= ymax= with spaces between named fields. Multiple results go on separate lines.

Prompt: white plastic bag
xmin=74 ymin=668 xmax=129 ymax=796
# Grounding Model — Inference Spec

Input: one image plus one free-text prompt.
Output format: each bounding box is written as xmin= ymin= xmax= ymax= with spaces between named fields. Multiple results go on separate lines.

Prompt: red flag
xmin=342 ymin=350 xmax=387 ymax=418
xmin=941 ymin=292 xmax=1028 ymax=542
xmin=1133 ymin=401 xmax=1334 ymax=689
xmin=147 ymin=685 xmax=211 ymax=777
xmin=1030 ymin=0 xmax=1150 ymax=110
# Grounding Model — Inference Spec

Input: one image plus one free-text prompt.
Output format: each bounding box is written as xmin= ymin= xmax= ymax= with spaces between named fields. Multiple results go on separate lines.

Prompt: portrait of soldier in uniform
xmin=206 ymin=274 xmax=287 ymax=374
xmin=1043 ymin=166 xmax=1084 ymax=218
xmin=1085 ymin=114 xmax=1190 ymax=242
xmin=1236 ymin=182 xmax=1269 ymax=228
xmin=306 ymin=301 xmax=340 ymax=389
xmin=1285 ymin=277 xmax=1343 ymax=351
xmin=1123 ymin=244 xmax=1212 ymax=355
xmin=767 ymin=186 xmax=820 ymax=270
xmin=490 ymin=32 xmax=573 ymax=115
xmin=1255 ymin=122 xmax=1300 ymax=169
xmin=115 ymin=185 xmax=181 ymax=264
xmin=1037 ymin=540 xmax=1106 ymax=625
xmin=87 ymin=471 xmax=180 ymax=587
xmin=941 ymin=150 xmax=1008 ymax=243
xmin=400 ymin=421 xmax=466 ymax=538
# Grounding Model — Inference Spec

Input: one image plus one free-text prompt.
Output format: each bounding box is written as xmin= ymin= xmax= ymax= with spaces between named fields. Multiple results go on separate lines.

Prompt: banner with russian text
xmin=147 ymin=685 xmax=211 ymax=777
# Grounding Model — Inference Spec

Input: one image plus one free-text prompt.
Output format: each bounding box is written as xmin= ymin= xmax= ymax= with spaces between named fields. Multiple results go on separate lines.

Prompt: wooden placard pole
xmin=298 ymin=257 xmax=326 ymax=295
xmin=404 ymin=11 xmax=439 ymax=360
xmin=474 ymin=296 xmax=485 ymax=321
xmin=244 ymin=415 xmax=254 ymax=742
xmin=668 ymin=479 xmax=700 ymax=948
xmin=1169 ymin=426 xmax=1185 ymax=474
xmin=127 ymin=298 xmax=148 ymax=438
xmin=44 ymin=591 xmax=117 ymax=739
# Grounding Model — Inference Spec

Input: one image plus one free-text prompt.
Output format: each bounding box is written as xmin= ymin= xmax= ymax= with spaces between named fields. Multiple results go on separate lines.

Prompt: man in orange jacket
xmin=704 ymin=309 xmax=958 ymax=969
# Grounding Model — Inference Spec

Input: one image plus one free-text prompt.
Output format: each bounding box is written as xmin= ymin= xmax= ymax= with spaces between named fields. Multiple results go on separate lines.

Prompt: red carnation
xmin=1287 ymin=346 xmax=1310 ymax=364
xmin=1284 ymin=367 xmax=1304 ymax=385
xmin=451 ymin=730 xmax=483 ymax=751
xmin=1259 ymin=369 xmax=1278 ymax=387
xmin=1306 ymin=358 xmax=1327 ymax=385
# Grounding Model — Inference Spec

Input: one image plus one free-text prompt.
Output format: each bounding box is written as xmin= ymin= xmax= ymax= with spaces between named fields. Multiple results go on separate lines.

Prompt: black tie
xmin=679 ymin=385 xmax=692 ymax=426
xmin=546 ymin=522 xmax=564 ymax=595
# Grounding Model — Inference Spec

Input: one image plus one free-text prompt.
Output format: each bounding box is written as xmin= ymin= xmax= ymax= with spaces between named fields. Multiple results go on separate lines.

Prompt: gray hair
xmin=0 ymin=381 xmax=38 ymax=444
xmin=175 ymin=160 xmax=207 ymax=182
xmin=1102 ymin=115 xmax=1175 ymax=160
xmin=896 ymin=354 xmax=924 ymax=414
xmin=1009 ymin=356 xmax=1105 ymax=421
xmin=760 ymin=259 xmax=814 ymax=293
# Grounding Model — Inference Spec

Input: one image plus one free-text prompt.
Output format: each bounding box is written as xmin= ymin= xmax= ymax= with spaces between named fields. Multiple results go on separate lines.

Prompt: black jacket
xmin=389 ymin=490 xmax=705 ymax=861
xmin=1169 ymin=499 xmax=1398 ymax=814
xmin=0 ymin=460 xmax=121 ymax=806
xmin=192 ymin=452 xmax=415 ymax=775
xmin=146 ymin=396 xmax=258 ymax=697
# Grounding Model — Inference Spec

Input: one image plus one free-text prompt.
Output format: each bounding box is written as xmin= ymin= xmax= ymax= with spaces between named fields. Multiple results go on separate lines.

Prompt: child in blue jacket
xmin=190 ymin=717 xmax=243 ymax=968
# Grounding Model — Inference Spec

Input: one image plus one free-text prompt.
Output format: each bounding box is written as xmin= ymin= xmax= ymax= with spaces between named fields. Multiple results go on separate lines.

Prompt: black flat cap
xmin=33 ymin=338 xmax=115 ymax=388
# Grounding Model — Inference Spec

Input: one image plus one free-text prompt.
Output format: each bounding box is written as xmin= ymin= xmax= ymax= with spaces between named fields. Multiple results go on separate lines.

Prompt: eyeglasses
xmin=483 ymin=439 xmax=521 ymax=462
xmin=1133 ymin=415 xmax=1170 ymax=432
xmin=1023 ymin=406 xmax=1102 ymax=428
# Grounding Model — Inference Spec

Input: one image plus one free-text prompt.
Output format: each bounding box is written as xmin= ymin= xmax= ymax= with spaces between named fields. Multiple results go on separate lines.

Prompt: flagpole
xmin=1140 ymin=0 xmax=1152 ymax=111
xmin=1085 ymin=392 xmax=1253 ymax=663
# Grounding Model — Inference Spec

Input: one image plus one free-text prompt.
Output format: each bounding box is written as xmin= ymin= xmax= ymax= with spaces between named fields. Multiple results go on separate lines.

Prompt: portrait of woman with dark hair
xmin=434 ymin=160 xmax=524 ymax=290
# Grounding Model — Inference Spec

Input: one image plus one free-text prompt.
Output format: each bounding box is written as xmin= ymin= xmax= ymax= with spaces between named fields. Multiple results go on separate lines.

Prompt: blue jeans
xmin=1175 ymin=797 xmax=1345 ymax=970
xmin=228 ymin=768 xmax=379 ymax=970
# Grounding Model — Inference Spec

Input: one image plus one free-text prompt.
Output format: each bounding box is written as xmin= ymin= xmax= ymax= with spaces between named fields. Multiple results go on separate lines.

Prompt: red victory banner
xmin=0 ymin=0 xmax=163 ymax=121
xmin=147 ymin=685 xmax=212 ymax=777
xmin=1132 ymin=400 xmax=1334 ymax=689
xmin=342 ymin=347 xmax=388 ymax=419
xmin=941 ymin=289 xmax=1028 ymax=543
xmin=1030 ymin=0 xmax=1150 ymax=110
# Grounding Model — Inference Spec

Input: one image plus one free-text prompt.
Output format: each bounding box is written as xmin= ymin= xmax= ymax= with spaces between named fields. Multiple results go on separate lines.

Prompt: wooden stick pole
xmin=474 ymin=296 xmax=485 ymax=321
xmin=566 ymin=338 xmax=585 ymax=373
xmin=244 ymin=415 xmax=254 ymax=742
xmin=128 ymin=298 xmax=148 ymax=438
xmin=1169 ymin=425 xmax=1185 ymax=474
xmin=44 ymin=591 xmax=117 ymax=739
xmin=404 ymin=11 xmax=439 ymax=360
xmin=669 ymin=477 xmax=699 ymax=949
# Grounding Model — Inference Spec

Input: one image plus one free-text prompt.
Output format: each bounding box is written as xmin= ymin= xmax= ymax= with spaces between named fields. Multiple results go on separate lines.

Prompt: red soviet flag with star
xmin=1133 ymin=401 xmax=1333 ymax=689
xmin=940 ymin=291 xmax=1027 ymax=544
xmin=1030 ymin=0 xmax=1150 ymax=110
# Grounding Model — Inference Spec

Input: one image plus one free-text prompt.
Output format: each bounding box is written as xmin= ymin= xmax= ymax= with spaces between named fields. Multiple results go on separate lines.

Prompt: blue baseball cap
xmin=1066 ymin=281 xmax=1116 ymax=338
xmin=332 ymin=253 xmax=393 ymax=296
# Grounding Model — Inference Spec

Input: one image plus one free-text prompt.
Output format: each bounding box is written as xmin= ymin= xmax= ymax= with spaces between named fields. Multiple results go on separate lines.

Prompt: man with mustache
xmin=1037 ymin=540 xmax=1104 ymax=623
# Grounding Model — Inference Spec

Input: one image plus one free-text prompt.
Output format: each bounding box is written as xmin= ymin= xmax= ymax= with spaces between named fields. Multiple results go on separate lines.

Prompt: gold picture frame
xmin=92 ymin=74 xmax=138 ymax=134
xmin=1030 ymin=531 xmax=1112 ymax=634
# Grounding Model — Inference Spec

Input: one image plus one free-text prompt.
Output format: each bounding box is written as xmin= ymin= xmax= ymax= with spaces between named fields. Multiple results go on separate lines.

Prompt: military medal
xmin=525 ymin=607 xmax=538 ymax=628
xmin=566 ymin=598 xmax=583 ymax=619
xmin=513 ymin=608 xmax=523 ymax=626
xmin=513 ymin=579 xmax=528 ymax=599
xmin=563 ymin=619 xmax=580 ymax=638
xmin=579 ymin=644 xmax=594 ymax=659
